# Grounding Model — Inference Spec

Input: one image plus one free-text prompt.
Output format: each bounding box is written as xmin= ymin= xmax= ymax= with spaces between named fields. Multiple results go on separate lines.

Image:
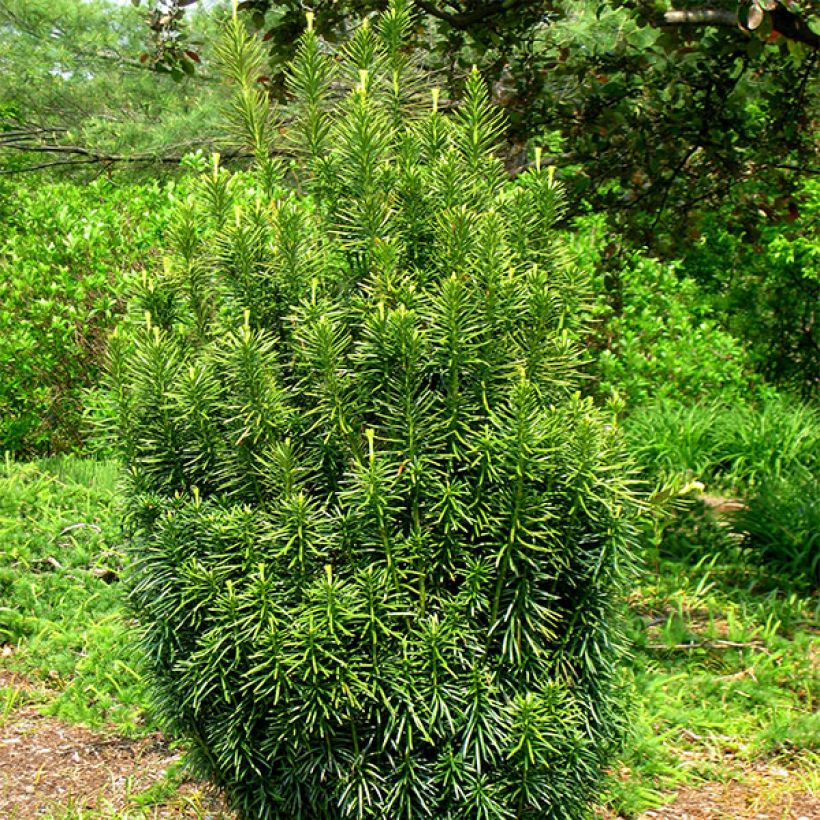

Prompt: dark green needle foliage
xmin=108 ymin=2 xmax=638 ymax=816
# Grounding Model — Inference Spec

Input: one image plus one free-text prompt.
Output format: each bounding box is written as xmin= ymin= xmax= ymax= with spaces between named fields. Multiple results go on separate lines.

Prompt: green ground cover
xmin=0 ymin=456 xmax=146 ymax=733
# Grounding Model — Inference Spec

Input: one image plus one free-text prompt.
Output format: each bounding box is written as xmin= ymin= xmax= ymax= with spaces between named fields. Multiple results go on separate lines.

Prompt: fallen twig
xmin=646 ymin=639 xmax=768 ymax=652
xmin=58 ymin=523 xmax=102 ymax=537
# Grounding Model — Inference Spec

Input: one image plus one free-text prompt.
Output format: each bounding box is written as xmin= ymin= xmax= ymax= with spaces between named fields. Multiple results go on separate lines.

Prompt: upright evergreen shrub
xmin=110 ymin=3 xmax=637 ymax=816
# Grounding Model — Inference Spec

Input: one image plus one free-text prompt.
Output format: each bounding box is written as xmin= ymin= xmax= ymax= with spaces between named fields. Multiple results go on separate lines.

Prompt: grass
xmin=1 ymin=455 xmax=817 ymax=818
xmin=0 ymin=454 xmax=148 ymax=734
xmin=625 ymin=394 xmax=819 ymax=489
xmin=607 ymin=545 xmax=819 ymax=815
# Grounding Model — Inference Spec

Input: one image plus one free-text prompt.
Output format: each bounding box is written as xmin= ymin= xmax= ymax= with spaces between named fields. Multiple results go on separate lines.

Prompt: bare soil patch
xmin=639 ymin=764 xmax=820 ymax=819
xmin=0 ymin=666 xmax=41 ymax=694
xmin=0 ymin=703 xmax=227 ymax=818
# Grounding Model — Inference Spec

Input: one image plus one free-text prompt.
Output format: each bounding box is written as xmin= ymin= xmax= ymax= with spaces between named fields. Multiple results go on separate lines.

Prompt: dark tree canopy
xmin=3 ymin=0 xmax=817 ymax=253
xmin=131 ymin=0 xmax=820 ymax=251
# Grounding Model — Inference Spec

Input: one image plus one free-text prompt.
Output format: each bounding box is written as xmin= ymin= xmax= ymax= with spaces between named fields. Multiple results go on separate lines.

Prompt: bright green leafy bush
xmin=0 ymin=179 xmax=174 ymax=454
xmin=594 ymin=253 xmax=761 ymax=407
xmin=681 ymin=178 xmax=819 ymax=395
xmin=587 ymin=180 xmax=819 ymax=406
xmin=109 ymin=4 xmax=638 ymax=816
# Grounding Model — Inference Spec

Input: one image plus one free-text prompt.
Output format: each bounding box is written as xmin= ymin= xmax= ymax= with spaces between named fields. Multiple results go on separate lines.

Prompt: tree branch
xmin=662 ymin=6 xmax=820 ymax=49
xmin=772 ymin=3 xmax=820 ymax=49
xmin=0 ymin=158 xmax=103 ymax=174
xmin=662 ymin=9 xmax=737 ymax=28
xmin=0 ymin=138 xmax=296 ymax=174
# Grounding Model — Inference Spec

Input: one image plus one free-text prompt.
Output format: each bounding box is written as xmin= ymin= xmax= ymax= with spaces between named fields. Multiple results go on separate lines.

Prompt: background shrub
xmin=110 ymin=4 xmax=638 ymax=817
xmin=680 ymin=178 xmax=819 ymax=396
xmin=0 ymin=178 xmax=175 ymax=455
xmin=710 ymin=396 xmax=819 ymax=487
xmin=579 ymin=195 xmax=818 ymax=591
xmin=625 ymin=394 xmax=819 ymax=589
xmin=594 ymin=253 xmax=761 ymax=407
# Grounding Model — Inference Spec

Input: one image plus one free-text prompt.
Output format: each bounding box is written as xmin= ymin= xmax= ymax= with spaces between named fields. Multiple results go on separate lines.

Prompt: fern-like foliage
xmin=109 ymin=3 xmax=638 ymax=817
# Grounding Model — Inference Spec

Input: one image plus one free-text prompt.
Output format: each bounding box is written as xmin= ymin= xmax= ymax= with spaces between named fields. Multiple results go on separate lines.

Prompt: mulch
xmin=0 ymin=701 xmax=227 ymax=818
xmin=2 ymin=703 xmax=168 ymax=817
xmin=643 ymin=768 xmax=820 ymax=818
